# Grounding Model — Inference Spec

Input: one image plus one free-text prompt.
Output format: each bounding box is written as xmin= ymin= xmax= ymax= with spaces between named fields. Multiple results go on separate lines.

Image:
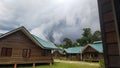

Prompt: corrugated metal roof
xmin=89 ymin=42 xmax=103 ymax=53
xmin=65 ymin=46 xmax=84 ymax=54
xmin=52 ymin=48 xmax=64 ymax=54
xmin=32 ymin=35 xmax=57 ymax=49
xmin=93 ymin=41 xmax=102 ymax=44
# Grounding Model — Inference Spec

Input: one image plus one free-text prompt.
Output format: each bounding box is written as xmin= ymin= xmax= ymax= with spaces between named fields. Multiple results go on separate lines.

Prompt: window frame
xmin=22 ymin=49 xmax=31 ymax=58
xmin=1 ymin=47 xmax=12 ymax=57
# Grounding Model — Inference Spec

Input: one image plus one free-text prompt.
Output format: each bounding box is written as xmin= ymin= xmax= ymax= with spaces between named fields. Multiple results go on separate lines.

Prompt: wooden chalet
xmin=82 ymin=41 xmax=103 ymax=62
xmin=64 ymin=46 xmax=84 ymax=60
xmin=98 ymin=0 xmax=120 ymax=67
xmin=52 ymin=48 xmax=64 ymax=59
xmin=0 ymin=26 xmax=57 ymax=68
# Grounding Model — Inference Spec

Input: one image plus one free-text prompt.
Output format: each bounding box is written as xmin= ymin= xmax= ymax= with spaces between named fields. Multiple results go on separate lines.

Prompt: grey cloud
xmin=0 ymin=0 xmax=100 ymax=44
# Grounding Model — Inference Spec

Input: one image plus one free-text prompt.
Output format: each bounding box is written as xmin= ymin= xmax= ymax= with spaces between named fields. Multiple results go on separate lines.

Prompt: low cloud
xmin=0 ymin=0 xmax=100 ymax=44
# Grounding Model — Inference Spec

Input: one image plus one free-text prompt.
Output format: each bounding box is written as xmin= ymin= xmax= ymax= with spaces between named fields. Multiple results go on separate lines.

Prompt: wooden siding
xmin=83 ymin=46 xmax=103 ymax=62
xmin=0 ymin=31 xmax=53 ymax=64
xmin=98 ymin=0 xmax=120 ymax=68
xmin=66 ymin=54 xmax=81 ymax=61
xmin=83 ymin=46 xmax=98 ymax=53
xmin=53 ymin=51 xmax=61 ymax=58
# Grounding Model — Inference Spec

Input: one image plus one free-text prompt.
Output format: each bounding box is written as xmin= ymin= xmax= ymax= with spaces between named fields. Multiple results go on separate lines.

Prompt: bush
xmin=88 ymin=55 xmax=93 ymax=62
xmin=99 ymin=59 xmax=105 ymax=68
xmin=59 ymin=57 xmax=66 ymax=60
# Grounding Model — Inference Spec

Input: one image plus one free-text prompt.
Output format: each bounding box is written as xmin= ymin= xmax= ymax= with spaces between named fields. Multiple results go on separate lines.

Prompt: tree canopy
xmin=57 ymin=28 xmax=101 ymax=48
xmin=77 ymin=28 xmax=101 ymax=46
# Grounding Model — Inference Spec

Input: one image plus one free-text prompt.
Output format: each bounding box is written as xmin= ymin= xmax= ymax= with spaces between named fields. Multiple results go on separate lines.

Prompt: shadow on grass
xmin=0 ymin=64 xmax=13 ymax=68
xmin=0 ymin=63 xmax=54 ymax=68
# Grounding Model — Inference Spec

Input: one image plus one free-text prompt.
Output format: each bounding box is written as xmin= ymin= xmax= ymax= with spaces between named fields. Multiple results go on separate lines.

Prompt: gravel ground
xmin=54 ymin=59 xmax=99 ymax=66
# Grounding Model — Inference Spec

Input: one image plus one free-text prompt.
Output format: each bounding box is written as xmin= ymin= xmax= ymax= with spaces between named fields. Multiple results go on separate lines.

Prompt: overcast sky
xmin=0 ymin=0 xmax=100 ymax=44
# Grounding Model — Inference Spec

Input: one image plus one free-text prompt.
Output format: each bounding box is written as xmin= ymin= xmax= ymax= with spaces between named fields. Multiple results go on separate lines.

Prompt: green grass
xmin=0 ymin=62 xmax=99 ymax=68
xmin=36 ymin=62 xmax=98 ymax=68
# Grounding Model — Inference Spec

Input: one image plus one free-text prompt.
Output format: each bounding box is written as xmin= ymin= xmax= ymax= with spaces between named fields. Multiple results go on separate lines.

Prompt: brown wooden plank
xmin=109 ymin=56 xmax=120 ymax=67
xmin=104 ymin=22 xmax=115 ymax=32
xmin=0 ymin=31 xmax=52 ymax=64
xmin=103 ymin=11 xmax=114 ymax=23
xmin=106 ymin=32 xmax=117 ymax=43
xmin=107 ymin=43 xmax=119 ymax=55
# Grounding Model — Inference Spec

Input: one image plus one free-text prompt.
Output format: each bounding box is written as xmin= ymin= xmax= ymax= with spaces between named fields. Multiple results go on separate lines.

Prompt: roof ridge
xmin=0 ymin=26 xmax=57 ymax=49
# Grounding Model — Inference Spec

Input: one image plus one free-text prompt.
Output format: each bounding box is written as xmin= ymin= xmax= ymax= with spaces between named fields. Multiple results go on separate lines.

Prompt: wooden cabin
xmin=53 ymin=48 xmax=64 ymax=59
xmin=0 ymin=26 xmax=57 ymax=67
xmin=82 ymin=41 xmax=103 ymax=62
xmin=64 ymin=46 xmax=84 ymax=61
xmin=98 ymin=0 xmax=120 ymax=67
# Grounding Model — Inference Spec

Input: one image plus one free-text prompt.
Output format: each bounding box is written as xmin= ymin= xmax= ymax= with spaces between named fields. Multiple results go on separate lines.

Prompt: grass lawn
xmin=36 ymin=62 xmax=99 ymax=68
xmin=0 ymin=62 xmax=99 ymax=68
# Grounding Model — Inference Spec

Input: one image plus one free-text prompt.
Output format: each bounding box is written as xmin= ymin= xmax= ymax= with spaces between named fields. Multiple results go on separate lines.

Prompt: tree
xmin=77 ymin=28 xmax=93 ymax=46
xmin=63 ymin=38 xmax=72 ymax=48
xmin=72 ymin=42 xmax=79 ymax=47
xmin=82 ymin=28 xmax=92 ymax=37
xmin=92 ymin=31 xmax=101 ymax=41
xmin=76 ymin=37 xmax=88 ymax=46
xmin=77 ymin=28 xmax=102 ymax=46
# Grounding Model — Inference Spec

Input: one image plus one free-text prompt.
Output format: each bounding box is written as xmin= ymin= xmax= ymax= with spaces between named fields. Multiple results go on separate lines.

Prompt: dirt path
xmin=54 ymin=59 xmax=99 ymax=66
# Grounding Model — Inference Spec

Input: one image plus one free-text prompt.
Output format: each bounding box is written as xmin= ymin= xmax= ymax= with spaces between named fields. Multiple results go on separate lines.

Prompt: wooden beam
xmin=14 ymin=64 xmax=17 ymax=68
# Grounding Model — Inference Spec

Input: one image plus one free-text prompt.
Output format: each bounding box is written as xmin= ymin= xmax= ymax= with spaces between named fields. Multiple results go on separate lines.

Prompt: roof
xmin=93 ymin=41 xmax=102 ymax=44
xmin=52 ymin=47 xmax=64 ymax=54
xmin=32 ymin=35 xmax=57 ymax=49
xmin=0 ymin=26 xmax=57 ymax=49
xmin=64 ymin=46 xmax=84 ymax=54
xmin=90 ymin=42 xmax=103 ymax=53
xmin=83 ymin=41 xmax=103 ymax=53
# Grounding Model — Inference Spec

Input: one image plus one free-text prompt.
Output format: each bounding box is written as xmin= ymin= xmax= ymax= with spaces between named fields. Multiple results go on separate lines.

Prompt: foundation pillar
xmin=14 ymin=64 xmax=17 ymax=68
xmin=33 ymin=63 xmax=35 ymax=68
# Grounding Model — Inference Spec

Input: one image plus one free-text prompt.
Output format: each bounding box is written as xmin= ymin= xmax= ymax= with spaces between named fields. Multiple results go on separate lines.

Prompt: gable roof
xmin=52 ymin=47 xmax=64 ymax=54
xmin=0 ymin=26 xmax=57 ymax=49
xmin=64 ymin=46 xmax=84 ymax=54
xmin=82 ymin=41 xmax=103 ymax=53
xmin=32 ymin=35 xmax=57 ymax=49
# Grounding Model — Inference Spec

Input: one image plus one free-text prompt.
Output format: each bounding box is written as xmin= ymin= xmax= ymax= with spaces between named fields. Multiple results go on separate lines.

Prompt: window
xmin=1 ymin=47 xmax=12 ymax=56
xmin=42 ymin=50 xmax=51 ymax=56
xmin=23 ymin=49 xmax=31 ymax=58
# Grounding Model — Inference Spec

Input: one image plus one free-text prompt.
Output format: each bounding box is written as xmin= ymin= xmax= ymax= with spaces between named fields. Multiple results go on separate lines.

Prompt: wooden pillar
xmin=50 ymin=62 xmax=52 ymax=66
xmin=14 ymin=64 xmax=17 ymax=68
xmin=33 ymin=63 xmax=35 ymax=68
xmin=81 ymin=53 xmax=83 ymax=61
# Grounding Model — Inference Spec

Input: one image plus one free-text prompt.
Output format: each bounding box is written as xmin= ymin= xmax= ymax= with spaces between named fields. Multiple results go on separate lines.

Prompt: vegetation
xmin=0 ymin=60 xmax=100 ymax=68
xmin=58 ymin=28 xmax=101 ymax=48
xmin=92 ymin=31 xmax=101 ymax=41
xmin=36 ymin=62 xmax=98 ymax=68
xmin=63 ymin=38 xmax=73 ymax=48
xmin=99 ymin=59 xmax=105 ymax=68
xmin=77 ymin=28 xmax=101 ymax=46
xmin=0 ymin=62 xmax=99 ymax=68
xmin=77 ymin=28 xmax=93 ymax=46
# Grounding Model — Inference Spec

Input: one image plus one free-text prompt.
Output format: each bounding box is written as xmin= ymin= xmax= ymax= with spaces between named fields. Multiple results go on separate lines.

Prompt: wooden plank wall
xmin=0 ymin=31 xmax=52 ymax=64
xmin=98 ymin=0 xmax=120 ymax=68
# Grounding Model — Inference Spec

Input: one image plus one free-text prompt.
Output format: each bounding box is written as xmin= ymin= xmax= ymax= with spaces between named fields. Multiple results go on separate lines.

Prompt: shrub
xmin=99 ymin=59 xmax=105 ymax=68
xmin=88 ymin=55 xmax=93 ymax=62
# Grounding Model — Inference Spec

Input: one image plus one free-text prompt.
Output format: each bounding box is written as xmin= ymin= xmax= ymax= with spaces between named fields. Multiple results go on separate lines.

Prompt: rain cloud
xmin=0 ymin=0 xmax=100 ymax=44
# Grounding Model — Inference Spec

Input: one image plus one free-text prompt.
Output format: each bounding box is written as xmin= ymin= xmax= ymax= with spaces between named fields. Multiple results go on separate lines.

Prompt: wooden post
xmin=50 ymin=62 xmax=52 ymax=66
xmin=81 ymin=53 xmax=82 ymax=61
xmin=14 ymin=64 xmax=17 ymax=68
xmin=33 ymin=63 xmax=35 ymax=68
